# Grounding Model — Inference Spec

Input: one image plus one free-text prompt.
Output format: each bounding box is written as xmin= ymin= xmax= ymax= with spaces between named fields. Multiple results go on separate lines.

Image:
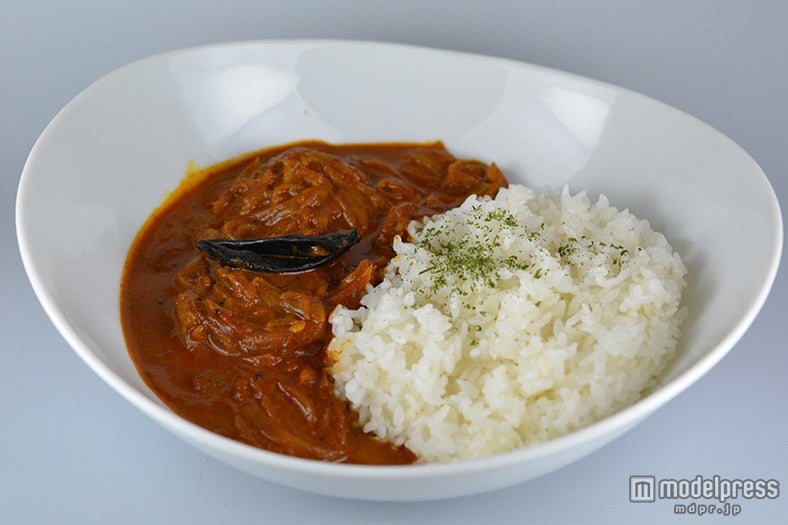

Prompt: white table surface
xmin=2 ymin=1 xmax=786 ymax=523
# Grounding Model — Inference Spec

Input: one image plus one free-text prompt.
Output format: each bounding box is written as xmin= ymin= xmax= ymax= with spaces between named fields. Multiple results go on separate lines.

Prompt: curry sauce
xmin=120 ymin=141 xmax=507 ymax=464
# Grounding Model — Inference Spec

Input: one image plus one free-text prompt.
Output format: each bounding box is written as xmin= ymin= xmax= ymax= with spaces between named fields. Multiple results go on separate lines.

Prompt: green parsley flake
xmin=416 ymin=207 xmax=532 ymax=295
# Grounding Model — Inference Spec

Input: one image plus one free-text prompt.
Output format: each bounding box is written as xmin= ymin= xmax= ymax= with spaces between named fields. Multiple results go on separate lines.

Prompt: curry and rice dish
xmin=120 ymin=141 xmax=687 ymax=464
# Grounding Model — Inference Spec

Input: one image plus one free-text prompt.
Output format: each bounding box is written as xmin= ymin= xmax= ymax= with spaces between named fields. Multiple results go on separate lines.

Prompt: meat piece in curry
xmin=120 ymin=141 xmax=507 ymax=464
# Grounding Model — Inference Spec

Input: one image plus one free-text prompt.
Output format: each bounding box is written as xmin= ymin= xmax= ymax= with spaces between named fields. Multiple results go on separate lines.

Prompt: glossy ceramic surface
xmin=16 ymin=40 xmax=782 ymax=500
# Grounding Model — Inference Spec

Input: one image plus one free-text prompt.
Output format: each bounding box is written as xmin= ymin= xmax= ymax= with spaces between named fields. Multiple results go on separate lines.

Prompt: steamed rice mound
xmin=328 ymin=185 xmax=687 ymax=463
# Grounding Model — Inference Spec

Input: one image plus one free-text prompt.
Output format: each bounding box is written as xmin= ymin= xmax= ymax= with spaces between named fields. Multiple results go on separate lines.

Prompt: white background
xmin=2 ymin=1 xmax=786 ymax=523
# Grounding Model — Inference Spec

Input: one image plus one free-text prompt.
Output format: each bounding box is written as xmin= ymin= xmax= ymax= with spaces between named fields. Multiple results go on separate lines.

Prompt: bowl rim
xmin=15 ymin=38 xmax=784 ymax=478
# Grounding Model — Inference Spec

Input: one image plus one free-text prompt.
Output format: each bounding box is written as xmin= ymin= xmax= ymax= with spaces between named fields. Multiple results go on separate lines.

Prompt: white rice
xmin=328 ymin=184 xmax=687 ymax=463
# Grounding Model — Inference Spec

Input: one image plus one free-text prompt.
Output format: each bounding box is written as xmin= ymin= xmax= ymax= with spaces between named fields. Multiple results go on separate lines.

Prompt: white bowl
xmin=16 ymin=40 xmax=782 ymax=500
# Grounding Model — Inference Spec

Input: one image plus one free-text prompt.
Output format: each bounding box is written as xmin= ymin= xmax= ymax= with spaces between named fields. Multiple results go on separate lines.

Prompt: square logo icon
xmin=630 ymin=475 xmax=656 ymax=502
